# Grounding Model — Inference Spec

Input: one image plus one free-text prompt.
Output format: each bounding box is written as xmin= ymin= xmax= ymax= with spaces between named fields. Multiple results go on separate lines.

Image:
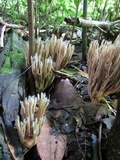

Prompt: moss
xmin=0 ymin=57 xmax=13 ymax=73
xmin=9 ymin=44 xmax=26 ymax=69
xmin=0 ymin=44 xmax=26 ymax=74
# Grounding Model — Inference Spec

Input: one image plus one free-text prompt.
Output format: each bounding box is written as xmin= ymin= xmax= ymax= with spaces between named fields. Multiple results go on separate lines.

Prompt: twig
xmin=1 ymin=66 xmax=32 ymax=100
xmin=98 ymin=122 xmax=102 ymax=160
xmin=92 ymin=134 xmax=99 ymax=160
xmin=0 ymin=17 xmax=24 ymax=29
xmin=75 ymin=130 xmax=84 ymax=157
xmin=102 ymin=97 xmax=116 ymax=116
xmin=39 ymin=6 xmax=61 ymax=18
xmin=70 ymin=0 xmax=80 ymax=43
xmin=53 ymin=69 xmax=78 ymax=82
xmin=53 ymin=69 xmax=88 ymax=81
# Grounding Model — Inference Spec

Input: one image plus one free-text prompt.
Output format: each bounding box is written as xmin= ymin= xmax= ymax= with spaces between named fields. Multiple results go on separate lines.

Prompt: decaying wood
xmin=0 ymin=24 xmax=6 ymax=47
xmin=0 ymin=17 xmax=24 ymax=29
xmin=65 ymin=17 xmax=120 ymax=30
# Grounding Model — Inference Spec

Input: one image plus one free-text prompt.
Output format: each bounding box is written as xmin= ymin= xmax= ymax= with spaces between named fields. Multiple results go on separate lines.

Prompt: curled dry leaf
xmin=37 ymin=118 xmax=67 ymax=160
xmin=51 ymin=78 xmax=85 ymax=106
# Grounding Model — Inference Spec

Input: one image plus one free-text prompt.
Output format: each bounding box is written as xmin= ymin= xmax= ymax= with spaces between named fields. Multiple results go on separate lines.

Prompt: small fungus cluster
xmin=16 ymin=93 xmax=49 ymax=148
xmin=87 ymin=36 xmax=120 ymax=103
xmin=31 ymin=35 xmax=74 ymax=92
xmin=16 ymin=34 xmax=74 ymax=148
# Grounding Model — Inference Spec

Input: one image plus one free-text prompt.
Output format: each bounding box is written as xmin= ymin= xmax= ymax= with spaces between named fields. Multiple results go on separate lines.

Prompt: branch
xmin=0 ymin=25 xmax=6 ymax=48
xmin=0 ymin=17 xmax=24 ymax=29
xmin=39 ymin=6 xmax=61 ymax=18
xmin=65 ymin=17 xmax=120 ymax=30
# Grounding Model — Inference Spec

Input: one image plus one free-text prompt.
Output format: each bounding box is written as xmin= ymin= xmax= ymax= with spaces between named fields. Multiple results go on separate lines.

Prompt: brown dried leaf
xmin=37 ymin=118 xmax=67 ymax=160
xmin=51 ymin=78 xmax=85 ymax=106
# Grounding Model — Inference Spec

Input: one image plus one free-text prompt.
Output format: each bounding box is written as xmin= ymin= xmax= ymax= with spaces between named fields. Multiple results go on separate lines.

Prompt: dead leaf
xmin=37 ymin=118 xmax=67 ymax=160
xmin=78 ymin=69 xmax=88 ymax=78
xmin=102 ymin=115 xmax=115 ymax=129
xmin=51 ymin=78 xmax=85 ymax=106
xmin=95 ymin=104 xmax=110 ymax=121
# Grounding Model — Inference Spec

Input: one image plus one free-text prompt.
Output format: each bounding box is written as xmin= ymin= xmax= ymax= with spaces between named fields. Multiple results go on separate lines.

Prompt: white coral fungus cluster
xmin=31 ymin=35 xmax=74 ymax=92
xmin=16 ymin=92 xmax=49 ymax=148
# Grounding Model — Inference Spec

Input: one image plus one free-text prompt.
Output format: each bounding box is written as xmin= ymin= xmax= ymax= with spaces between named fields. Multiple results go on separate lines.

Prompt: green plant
xmin=0 ymin=57 xmax=13 ymax=73
xmin=0 ymin=44 xmax=25 ymax=73
xmin=1 ymin=0 xmax=27 ymax=24
xmin=1 ymin=0 xmax=119 ymax=29
xmin=9 ymin=44 xmax=26 ymax=70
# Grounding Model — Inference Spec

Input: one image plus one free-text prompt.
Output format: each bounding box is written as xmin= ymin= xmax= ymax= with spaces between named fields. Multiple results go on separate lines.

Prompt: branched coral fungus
xmin=31 ymin=35 xmax=74 ymax=92
xmin=31 ymin=53 xmax=55 ymax=92
xmin=87 ymin=36 xmax=120 ymax=103
xmin=49 ymin=35 xmax=74 ymax=70
xmin=16 ymin=92 xmax=49 ymax=148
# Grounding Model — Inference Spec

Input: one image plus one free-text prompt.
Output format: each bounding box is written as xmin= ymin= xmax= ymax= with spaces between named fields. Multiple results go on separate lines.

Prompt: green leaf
xmin=60 ymin=68 xmax=79 ymax=75
xmin=74 ymin=0 xmax=81 ymax=7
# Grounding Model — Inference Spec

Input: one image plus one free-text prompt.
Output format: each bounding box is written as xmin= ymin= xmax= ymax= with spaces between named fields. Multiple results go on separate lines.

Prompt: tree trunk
xmin=27 ymin=0 xmax=36 ymax=95
xmin=82 ymin=0 xmax=88 ymax=61
xmin=105 ymin=97 xmax=120 ymax=160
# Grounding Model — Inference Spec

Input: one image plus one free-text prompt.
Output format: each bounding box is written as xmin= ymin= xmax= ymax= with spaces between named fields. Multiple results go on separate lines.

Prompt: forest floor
xmin=0 ymin=28 xmax=118 ymax=160
xmin=24 ymin=30 xmax=117 ymax=160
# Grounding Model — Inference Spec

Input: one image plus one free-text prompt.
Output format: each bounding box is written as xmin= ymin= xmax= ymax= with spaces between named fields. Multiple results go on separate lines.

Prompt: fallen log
xmin=65 ymin=17 xmax=120 ymax=30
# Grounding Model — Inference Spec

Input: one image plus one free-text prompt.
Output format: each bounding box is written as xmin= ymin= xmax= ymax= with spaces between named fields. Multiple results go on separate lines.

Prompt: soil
xmin=0 ymin=27 xmax=118 ymax=160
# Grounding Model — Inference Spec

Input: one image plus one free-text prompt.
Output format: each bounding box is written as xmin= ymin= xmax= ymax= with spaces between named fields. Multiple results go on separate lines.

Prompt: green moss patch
xmin=0 ymin=44 xmax=26 ymax=74
xmin=0 ymin=57 xmax=13 ymax=73
xmin=10 ymin=44 xmax=26 ymax=69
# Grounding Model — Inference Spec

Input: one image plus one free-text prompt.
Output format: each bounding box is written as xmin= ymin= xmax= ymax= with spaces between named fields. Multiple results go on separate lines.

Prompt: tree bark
xmin=65 ymin=17 xmax=120 ymax=30
xmin=82 ymin=0 xmax=88 ymax=61
xmin=27 ymin=0 xmax=36 ymax=95
xmin=105 ymin=97 xmax=120 ymax=160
